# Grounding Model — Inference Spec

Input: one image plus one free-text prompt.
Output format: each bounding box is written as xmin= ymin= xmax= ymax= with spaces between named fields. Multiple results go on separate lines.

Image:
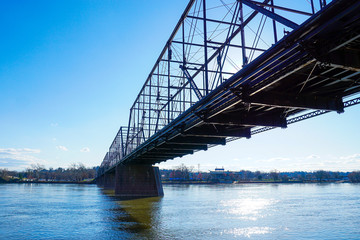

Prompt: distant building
xmin=209 ymin=168 xmax=234 ymax=183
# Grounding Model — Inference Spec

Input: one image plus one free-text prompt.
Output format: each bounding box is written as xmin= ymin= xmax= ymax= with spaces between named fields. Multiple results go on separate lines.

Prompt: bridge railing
xmin=100 ymin=0 xmax=332 ymax=171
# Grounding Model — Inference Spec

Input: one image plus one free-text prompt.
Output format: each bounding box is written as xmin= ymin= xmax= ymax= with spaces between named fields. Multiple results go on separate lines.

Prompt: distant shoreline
xmin=0 ymin=179 xmax=353 ymax=185
xmin=162 ymin=180 xmax=350 ymax=184
xmin=1 ymin=180 xmax=95 ymax=184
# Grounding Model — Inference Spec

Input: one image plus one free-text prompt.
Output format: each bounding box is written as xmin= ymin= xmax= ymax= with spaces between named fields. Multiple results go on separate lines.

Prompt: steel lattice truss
xmin=124 ymin=0 xmax=322 ymax=154
xmin=100 ymin=0 xmax=360 ymax=171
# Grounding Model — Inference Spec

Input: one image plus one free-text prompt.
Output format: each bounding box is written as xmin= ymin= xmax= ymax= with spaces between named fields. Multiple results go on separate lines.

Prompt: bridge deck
xmin=101 ymin=0 xmax=360 ymax=174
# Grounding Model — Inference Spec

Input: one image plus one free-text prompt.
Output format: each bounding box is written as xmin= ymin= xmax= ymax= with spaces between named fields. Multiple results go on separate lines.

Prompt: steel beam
xmin=168 ymin=136 xmax=226 ymax=145
xmin=159 ymin=143 xmax=208 ymax=151
xmin=183 ymin=125 xmax=251 ymax=138
xmin=148 ymin=149 xmax=193 ymax=155
xmin=242 ymin=92 xmax=344 ymax=113
xmin=241 ymin=0 xmax=299 ymax=29
xmin=186 ymin=15 xmax=242 ymax=27
xmin=207 ymin=113 xmax=287 ymax=128
xmin=143 ymin=152 xmax=186 ymax=158
xmin=250 ymin=1 xmax=312 ymax=16
xmin=326 ymin=49 xmax=360 ymax=72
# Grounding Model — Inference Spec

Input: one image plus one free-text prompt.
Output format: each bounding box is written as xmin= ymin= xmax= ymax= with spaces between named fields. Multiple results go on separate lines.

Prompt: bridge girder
xmin=325 ymin=48 xmax=360 ymax=72
xmin=182 ymin=125 xmax=251 ymax=138
xmin=205 ymin=113 xmax=287 ymax=128
xmin=240 ymin=92 xmax=344 ymax=113
xmin=168 ymin=136 xmax=226 ymax=145
xmin=148 ymin=149 xmax=194 ymax=155
xmin=158 ymin=143 xmax=208 ymax=151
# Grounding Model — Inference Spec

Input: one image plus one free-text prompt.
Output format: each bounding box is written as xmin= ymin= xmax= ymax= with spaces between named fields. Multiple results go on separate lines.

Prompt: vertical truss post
xmin=319 ymin=0 xmax=327 ymax=9
xmin=240 ymin=1 xmax=248 ymax=66
xmin=182 ymin=22 xmax=186 ymax=67
xmin=136 ymin=102 xmax=140 ymax=146
xmin=155 ymin=110 xmax=160 ymax=134
xmin=148 ymin=79 xmax=151 ymax=138
xmin=157 ymin=65 xmax=160 ymax=101
xmin=182 ymin=23 xmax=186 ymax=112
xmin=271 ymin=0 xmax=278 ymax=43
xmin=310 ymin=0 xmax=315 ymax=14
xmin=203 ymin=0 xmax=209 ymax=95
xmin=125 ymin=109 xmax=132 ymax=155
xmin=167 ymin=43 xmax=171 ymax=124
xmin=155 ymin=65 xmax=160 ymax=133
xmin=120 ymin=127 xmax=125 ymax=158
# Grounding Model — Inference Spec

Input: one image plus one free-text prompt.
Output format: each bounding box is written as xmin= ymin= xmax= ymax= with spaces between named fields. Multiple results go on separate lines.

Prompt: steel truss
xmin=99 ymin=0 xmax=360 ymax=172
xmin=123 ymin=0 xmax=322 ymax=155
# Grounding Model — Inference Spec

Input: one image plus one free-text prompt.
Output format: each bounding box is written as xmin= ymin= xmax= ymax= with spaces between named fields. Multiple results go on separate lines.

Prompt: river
xmin=0 ymin=183 xmax=359 ymax=239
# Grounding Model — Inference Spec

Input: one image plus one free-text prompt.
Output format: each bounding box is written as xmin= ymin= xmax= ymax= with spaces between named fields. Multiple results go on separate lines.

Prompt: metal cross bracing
xmin=99 ymin=0 xmax=360 ymax=174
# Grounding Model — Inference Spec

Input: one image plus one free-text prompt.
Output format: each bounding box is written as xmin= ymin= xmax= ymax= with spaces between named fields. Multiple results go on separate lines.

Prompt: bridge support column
xmin=103 ymin=171 xmax=115 ymax=190
xmin=96 ymin=174 xmax=105 ymax=187
xmin=115 ymin=164 xmax=163 ymax=197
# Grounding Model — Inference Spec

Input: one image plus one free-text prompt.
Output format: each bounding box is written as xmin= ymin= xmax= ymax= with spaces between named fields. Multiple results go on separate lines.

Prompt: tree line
xmin=160 ymin=164 xmax=360 ymax=183
xmin=0 ymin=163 xmax=97 ymax=183
xmin=1 ymin=163 xmax=360 ymax=183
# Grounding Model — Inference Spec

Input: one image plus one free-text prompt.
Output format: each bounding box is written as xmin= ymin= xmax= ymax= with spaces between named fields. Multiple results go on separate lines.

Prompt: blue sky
xmin=1 ymin=0 xmax=359 ymax=172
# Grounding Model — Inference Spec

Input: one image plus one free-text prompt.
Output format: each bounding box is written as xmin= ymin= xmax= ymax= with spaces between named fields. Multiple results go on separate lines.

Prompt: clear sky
xmin=1 ymin=0 xmax=359 ymax=172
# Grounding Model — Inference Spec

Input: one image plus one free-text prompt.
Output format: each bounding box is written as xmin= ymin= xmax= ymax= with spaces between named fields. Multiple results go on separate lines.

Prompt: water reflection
xmin=116 ymin=197 xmax=162 ymax=228
xmin=101 ymin=189 xmax=164 ymax=238
xmin=219 ymin=198 xmax=277 ymax=221
xmin=224 ymin=226 xmax=275 ymax=238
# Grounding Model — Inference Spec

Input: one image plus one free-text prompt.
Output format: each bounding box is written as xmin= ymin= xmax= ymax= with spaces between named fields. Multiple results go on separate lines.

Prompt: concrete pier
xmin=97 ymin=164 xmax=163 ymax=197
xmin=115 ymin=164 xmax=163 ymax=197
xmin=103 ymin=171 xmax=115 ymax=190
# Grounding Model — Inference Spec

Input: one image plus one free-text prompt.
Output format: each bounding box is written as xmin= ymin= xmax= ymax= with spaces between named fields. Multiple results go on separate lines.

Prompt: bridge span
xmin=96 ymin=0 xmax=360 ymax=197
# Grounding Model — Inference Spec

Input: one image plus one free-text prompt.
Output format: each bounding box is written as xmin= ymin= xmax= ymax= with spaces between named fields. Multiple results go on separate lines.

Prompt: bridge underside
xmin=98 ymin=0 xmax=360 ymax=197
xmin=116 ymin=0 xmax=360 ymax=166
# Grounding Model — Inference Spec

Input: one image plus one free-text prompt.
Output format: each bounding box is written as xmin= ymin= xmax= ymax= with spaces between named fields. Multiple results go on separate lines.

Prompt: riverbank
xmin=0 ymin=177 xmax=95 ymax=184
xmin=162 ymin=180 xmax=350 ymax=184
xmin=0 ymin=178 xmax=351 ymax=185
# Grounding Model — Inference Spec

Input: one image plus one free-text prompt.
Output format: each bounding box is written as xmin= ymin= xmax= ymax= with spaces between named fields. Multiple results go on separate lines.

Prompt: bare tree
xmin=314 ymin=170 xmax=329 ymax=182
xmin=269 ymin=170 xmax=279 ymax=181
xmin=348 ymin=171 xmax=360 ymax=183
xmin=0 ymin=168 xmax=9 ymax=181
xmin=173 ymin=164 xmax=193 ymax=180
xmin=30 ymin=163 xmax=45 ymax=180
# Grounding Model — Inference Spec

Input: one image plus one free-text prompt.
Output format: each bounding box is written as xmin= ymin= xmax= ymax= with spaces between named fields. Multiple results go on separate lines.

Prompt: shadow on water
xmin=101 ymin=189 xmax=164 ymax=238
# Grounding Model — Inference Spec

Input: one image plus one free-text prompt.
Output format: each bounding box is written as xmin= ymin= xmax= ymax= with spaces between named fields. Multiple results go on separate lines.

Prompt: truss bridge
xmin=96 ymin=0 xmax=360 ymax=197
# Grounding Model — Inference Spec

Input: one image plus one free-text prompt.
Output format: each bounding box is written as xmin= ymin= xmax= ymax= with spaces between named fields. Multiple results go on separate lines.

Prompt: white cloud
xmin=80 ymin=147 xmax=90 ymax=152
xmin=0 ymin=148 xmax=41 ymax=155
xmin=339 ymin=153 xmax=360 ymax=166
xmin=306 ymin=154 xmax=320 ymax=159
xmin=340 ymin=153 xmax=360 ymax=161
xmin=50 ymin=123 xmax=58 ymax=127
xmin=56 ymin=145 xmax=68 ymax=151
xmin=257 ymin=157 xmax=290 ymax=163
xmin=0 ymin=148 xmax=43 ymax=170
